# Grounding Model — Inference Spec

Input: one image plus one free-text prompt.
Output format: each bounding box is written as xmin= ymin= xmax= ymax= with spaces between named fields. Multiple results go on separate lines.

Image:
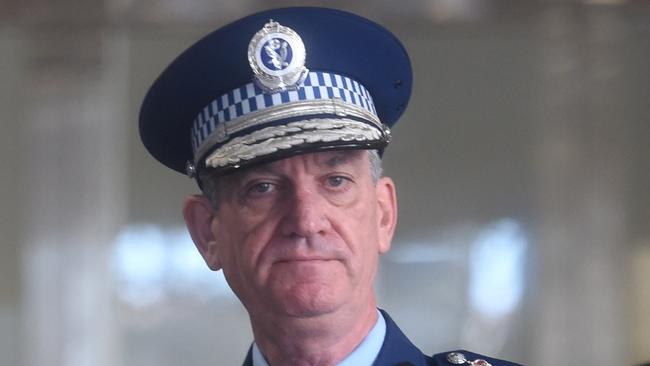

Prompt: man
xmin=139 ymin=7 xmax=522 ymax=366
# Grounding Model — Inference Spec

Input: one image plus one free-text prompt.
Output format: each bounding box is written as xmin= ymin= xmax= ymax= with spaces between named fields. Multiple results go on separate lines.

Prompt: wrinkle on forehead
xmin=243 ymin=150 xmax=366 ymax=175
xmin=321 ymin=150 xmax=366 ymax=168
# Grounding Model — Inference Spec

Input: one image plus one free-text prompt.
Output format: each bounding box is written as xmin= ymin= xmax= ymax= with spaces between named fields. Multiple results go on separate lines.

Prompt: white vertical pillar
xmin=531 ymin=6 xmax=628 ymax=366
xmin=20 ymin=28 xmax=130 ymax=366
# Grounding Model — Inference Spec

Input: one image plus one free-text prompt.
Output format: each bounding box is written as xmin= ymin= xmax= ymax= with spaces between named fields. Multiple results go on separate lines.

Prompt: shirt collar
xmin=252 ymin=310 xmax=386 ymax=366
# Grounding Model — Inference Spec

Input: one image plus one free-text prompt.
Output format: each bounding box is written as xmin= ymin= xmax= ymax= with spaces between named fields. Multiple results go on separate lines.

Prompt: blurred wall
xmin=1 ymin=1 xmax=649 ymax=365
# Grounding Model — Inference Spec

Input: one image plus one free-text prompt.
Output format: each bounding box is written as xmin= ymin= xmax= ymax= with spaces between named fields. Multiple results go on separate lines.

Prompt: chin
xmin=263 ymin=261 xmax=347 ymax=316
xmin=274 ymin=282 xmax=345 ymax=318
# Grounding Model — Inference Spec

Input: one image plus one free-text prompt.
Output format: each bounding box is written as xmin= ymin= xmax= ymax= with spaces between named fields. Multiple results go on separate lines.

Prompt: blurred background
xmin=1 ymin=0 xmax=649 ymax=365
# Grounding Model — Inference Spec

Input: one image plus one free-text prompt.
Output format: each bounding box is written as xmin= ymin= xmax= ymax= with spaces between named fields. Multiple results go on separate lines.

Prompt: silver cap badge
xmin=446 ymin=352 xmax=468 ymax=364
xmin=248 ymin=20 xmax=308 ymax=93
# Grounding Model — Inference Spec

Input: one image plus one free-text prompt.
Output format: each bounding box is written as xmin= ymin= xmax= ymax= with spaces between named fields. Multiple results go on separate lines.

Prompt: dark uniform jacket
xmin=242 ymin=309 xmax=523 ymax=366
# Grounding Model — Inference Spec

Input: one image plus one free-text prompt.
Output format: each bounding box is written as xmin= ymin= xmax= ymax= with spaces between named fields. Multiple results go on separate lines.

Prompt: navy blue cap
xmin=139 ymin=7 xmax=412 ymax=176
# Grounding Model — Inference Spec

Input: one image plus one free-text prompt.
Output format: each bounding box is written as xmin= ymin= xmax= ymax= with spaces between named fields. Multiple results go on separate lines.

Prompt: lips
xmin=262 ymin=239 xmax=347 ymax=267
xmin=274 ymin=257 xmax=335 ymax=263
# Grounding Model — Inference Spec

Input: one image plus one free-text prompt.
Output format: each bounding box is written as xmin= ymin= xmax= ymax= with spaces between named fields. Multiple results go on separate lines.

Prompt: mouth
xmin=268 ymin=256 xmax=343 ymax=280
xmin=274 ymin=257 xmax=335 ymax=264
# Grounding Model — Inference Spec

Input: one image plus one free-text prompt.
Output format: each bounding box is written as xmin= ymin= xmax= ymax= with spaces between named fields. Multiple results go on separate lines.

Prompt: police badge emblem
xmin=248 ymin=20 xmax=309 ymax=92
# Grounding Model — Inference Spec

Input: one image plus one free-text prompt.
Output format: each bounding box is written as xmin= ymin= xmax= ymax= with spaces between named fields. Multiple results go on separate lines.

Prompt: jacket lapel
xmin=372 ymin=309 xmax=432 ymax=366
xmin=241 ymin=344 xmax=253 ymax=366
xmin=241 ymin=310 xmax=433 ymax=366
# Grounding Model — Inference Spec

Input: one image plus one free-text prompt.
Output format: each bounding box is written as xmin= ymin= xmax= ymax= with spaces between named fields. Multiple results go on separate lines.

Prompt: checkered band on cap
xmin=190 ymin=71 xmax=377 ymax=156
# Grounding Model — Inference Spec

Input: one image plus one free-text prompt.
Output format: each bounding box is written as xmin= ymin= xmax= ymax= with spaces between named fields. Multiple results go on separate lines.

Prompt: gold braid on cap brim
xmin=204 ymin=118 xmax=389 ymax=169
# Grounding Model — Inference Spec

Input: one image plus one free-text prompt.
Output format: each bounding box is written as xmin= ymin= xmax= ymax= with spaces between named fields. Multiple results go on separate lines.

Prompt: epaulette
xmin=432 ymin=350 xmax=523 ymax=366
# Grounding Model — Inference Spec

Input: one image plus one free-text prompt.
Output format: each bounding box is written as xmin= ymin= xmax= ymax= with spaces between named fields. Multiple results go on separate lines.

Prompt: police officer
xmin=139 ymin=7 xmax=523 ymax=366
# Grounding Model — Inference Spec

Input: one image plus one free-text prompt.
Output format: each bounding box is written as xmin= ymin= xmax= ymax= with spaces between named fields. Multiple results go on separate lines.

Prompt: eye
xmin=325 ymin=175 xmax=350 ymax=189
xmin=248 ymin=181 xmax=276 ymax=195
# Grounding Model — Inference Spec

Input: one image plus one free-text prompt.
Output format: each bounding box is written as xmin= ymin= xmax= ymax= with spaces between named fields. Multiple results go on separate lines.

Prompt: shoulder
xmin=376 ymin=310 xmax=522 ymax=366
xmin=429 ymin=350 xmax=523 ymax=366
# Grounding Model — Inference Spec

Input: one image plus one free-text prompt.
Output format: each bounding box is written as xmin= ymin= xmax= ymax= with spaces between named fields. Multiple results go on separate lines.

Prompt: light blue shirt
xmin=252 ymin=310 xmax=387 ymax=366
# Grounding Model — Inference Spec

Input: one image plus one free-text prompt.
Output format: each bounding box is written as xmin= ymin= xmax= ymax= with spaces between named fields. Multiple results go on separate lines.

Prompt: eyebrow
xmin=229 ymin=150 xmax=365 ymax=181
xmin=320 ymin=150 xmax=364 ymax=168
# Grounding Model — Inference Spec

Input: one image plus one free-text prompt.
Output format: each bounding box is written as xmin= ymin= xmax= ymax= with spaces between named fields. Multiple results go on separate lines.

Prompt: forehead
xmin=241 ymin=150 xmax=368 ymax=174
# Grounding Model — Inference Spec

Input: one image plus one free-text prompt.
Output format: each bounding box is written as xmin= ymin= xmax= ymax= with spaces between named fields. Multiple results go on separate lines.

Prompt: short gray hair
xmin=199 ymin=149 xmax=383 ymax=210
xmin=368 ymin=149 xmax=383 ymax=183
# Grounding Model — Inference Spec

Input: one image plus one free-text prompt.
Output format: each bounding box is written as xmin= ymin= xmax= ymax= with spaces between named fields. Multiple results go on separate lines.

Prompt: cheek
xmin=333 ymin=198 xmax=382 ymax=268
xmin=213 ymin=204 xmax=281 ymax=278
xmin=348 ymin=199 xmax=381 ymax=242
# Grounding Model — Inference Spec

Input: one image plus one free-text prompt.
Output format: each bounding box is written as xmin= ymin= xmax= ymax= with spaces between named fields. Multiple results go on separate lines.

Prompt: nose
xmin=280 ymin=183 xmax=331 ymax=239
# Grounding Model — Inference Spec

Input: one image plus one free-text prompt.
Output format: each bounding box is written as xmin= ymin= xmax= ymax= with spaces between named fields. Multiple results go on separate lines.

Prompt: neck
xmin=250 ymin=301 xmax=379 ymax=366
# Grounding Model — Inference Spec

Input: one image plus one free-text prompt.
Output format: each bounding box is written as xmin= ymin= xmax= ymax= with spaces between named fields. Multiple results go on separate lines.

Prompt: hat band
xmin=193 ymin=98 xmax=382 ymax=165
xmin=205 ymin=118 xmax=386 ymax=169
xmin=190 ymin=71 xmax=377 ymax=156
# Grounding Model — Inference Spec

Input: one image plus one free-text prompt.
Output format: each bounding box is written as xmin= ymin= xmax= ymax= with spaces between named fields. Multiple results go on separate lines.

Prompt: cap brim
xmin=201 ymin=118 xmax=389 ymax=175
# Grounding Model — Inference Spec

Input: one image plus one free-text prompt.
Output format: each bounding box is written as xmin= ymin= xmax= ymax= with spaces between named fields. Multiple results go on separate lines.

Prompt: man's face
xmin=191 ymin=150 xmax=396 ymax=319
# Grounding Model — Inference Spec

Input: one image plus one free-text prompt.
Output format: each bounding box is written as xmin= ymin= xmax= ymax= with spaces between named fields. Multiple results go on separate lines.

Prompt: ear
xmin=182 ymin=194 xmax=222 ymax=271
xmin=375 ymin=176 xmax=398 ymax=254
